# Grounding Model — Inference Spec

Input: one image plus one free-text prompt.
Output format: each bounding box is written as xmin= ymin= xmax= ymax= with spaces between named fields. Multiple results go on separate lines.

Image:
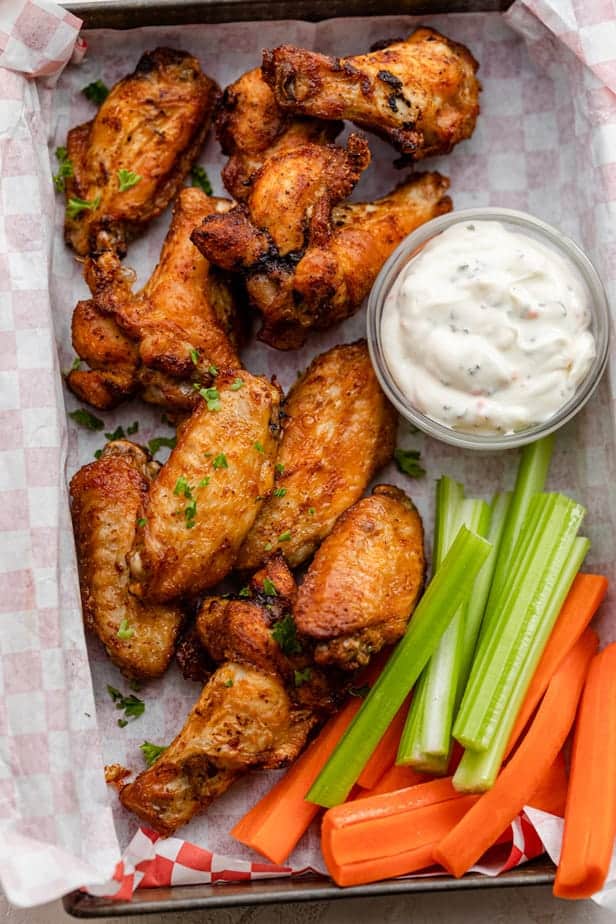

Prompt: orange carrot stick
xmin=356 ymin=695 xmax=411 ymax=789
xmin=554 ymin=642 xmax=616 ymax=899
xmin=507 ymin=574 xmax=607 ymax=754
xmin=526 ymin=751 xmax=568 ymax=817
xmin=434 ymin=628 xmax=598 ymax=879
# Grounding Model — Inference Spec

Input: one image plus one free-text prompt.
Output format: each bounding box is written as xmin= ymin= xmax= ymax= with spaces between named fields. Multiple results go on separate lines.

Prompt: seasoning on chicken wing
xmin=128 ymin=371 xmax=282 ymax=603
xmin=66 ymin=188 xmax=243 ymax=414
xmin=191 ymin=138 xmax=451 ymax=348
xmin=236 ymin=341 xmax=397 ymax=571
xmin=295 ymin=485 xmax=426 ymax=671
xmin=262 ymin=27 xmax=480 ymax=158
xmin=64 ymin=48 xmax=219 ymax=256
xmin=69 ymin=441 xmax=184 ymax=680
xmin=215 ymin=66 xmax=341 ymax=200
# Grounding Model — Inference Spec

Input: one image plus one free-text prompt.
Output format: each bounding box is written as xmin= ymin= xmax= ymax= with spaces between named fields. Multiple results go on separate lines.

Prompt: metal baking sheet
xmin=57 ymin=0 xmax=549 ymax=915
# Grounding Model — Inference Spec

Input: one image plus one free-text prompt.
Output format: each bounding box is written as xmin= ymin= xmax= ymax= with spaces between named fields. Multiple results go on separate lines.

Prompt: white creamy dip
xmin=381 ymin=220 xmax=596 ymax=435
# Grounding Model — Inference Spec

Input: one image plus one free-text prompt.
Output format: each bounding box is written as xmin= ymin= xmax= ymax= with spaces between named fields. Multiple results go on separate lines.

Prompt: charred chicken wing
xmin=64 ymin=48 xmax=219 ymax=256
xmin=262 ymin=27 xmax=480 ymax=158
xmin=295 ymin=485 xmax=426 ymax=671
xmin=128 ymin=371 xmax=282 ymax=602
xmin=237 ymin=340 xmax=397 ymax=571
xmin=69 ymin=441 xmax=184 ymax=680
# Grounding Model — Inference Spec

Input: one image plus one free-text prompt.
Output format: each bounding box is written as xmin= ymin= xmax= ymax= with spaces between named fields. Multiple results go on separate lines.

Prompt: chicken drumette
xmin=262 ymin=27 xmax=480 ymax=159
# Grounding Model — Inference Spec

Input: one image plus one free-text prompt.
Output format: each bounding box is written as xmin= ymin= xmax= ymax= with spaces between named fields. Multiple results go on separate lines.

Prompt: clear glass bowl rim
xmin=366 ymin=207 xmax=611 ymax=451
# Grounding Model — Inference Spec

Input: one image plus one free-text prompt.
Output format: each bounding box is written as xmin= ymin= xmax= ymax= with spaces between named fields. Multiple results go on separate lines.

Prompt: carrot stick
xmin=507 ymin=574 xmax=607 ymax=754
xmin=554 ymin=642 xmax=616 ymax=899
xmin=434 ymin=628 xmax=598 ymax=878
xmin=357 ymin=695 xmax=411 ymax=789
xmin=526 ymin=752 xmax=568 ymax=817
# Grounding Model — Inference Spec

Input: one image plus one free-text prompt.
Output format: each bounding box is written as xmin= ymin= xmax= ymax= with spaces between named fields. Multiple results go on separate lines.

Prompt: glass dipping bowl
xmin=366 ymin=208 xmax=611 ymax=450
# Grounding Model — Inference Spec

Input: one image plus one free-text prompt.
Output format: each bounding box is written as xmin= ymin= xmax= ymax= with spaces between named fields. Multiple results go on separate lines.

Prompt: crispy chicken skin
xmin=262 ymin=27 xmax=480 ymax=158
xmin=295 ymin=485 xmax=426 ymax=671
xmin=128 ymin=371 xmax=282 ymax=603
xmin=65 ymin=48 xmax=219 ymax=256
xmin=192 ymin=138 xmax=450 ymax=348
xmin=237 ymin=341 xmax=397 ymax=571
xmin=69 ymin=441 xmax=184 ymax=680
xmin=215 ymin=67 xmax=341 ymax=200
xmin=66 ymin=189 xmax=242 ymax=413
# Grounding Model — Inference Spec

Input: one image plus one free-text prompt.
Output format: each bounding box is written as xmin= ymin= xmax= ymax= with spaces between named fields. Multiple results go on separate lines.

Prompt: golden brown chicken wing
xmin=262 ymin=27 xmax=480 ymax=158
xmin=64 ymin=48 xmax=219 ymax=256
xmin=295 ymin=485 xmax=426 ymax=671
xmin=69 ymin=441 xmax=184 ymax=680
xmin=236 ymin=341 xmax=397 ymax=571
xmin=191 ymin=140 xmax=451 ymax=348
xmin=128 ymin=371 xmax=282 ymax=603
xmin=66 ymin=188 xmax=243 ymax=414
xmin=215 ymin=66 xmax=341 ymax=200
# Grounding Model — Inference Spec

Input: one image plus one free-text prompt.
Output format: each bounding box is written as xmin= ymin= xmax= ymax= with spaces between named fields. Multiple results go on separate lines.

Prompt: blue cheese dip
xmin=381 ymin=220 xmax=596 ymax=435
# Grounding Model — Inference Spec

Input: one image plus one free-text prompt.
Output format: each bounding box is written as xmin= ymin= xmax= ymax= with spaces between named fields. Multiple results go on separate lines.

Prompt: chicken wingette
xmin=295 ymin=485 xmax=426 ymax=671
xmin=64 ymin=48 xmax=219 ymax=256
xmin=128 ymin=371 xmax=282 ymax=602
xmin=262 ymin=27 xmax=480 ymax=158
xmin=69 ymin=441 xmax=184 ymax=680
xmin=237 ymin=340 xmax=397 ymax=571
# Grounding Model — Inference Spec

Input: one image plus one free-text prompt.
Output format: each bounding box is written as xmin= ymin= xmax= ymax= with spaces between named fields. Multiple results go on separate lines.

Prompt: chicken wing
xmin=236 ymin=340 xmax=397 ymax=571
xmin=215 ymin=66 xmax=341 ymax=200
xmin=66 ymin=188 xmax=243 ymax=414
xmin=295 ymin=485 xmax=426 ymax=671
xmin=64 ymin=48 xmax=219 ymax=256
xmin=69 ymin=441 xmax=184 ymax=680
xmin=191 ymin=139 xmax=451 ymax=348
xmin=128 ymin=371 xmax=282 ymax=603
xmin=262 ymin=27 xmax=480 ymax=158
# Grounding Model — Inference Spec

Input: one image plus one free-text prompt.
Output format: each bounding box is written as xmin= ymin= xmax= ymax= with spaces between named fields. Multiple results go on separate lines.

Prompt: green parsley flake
xmin=137 ymin=517 xmax=147 ymax=528
xmin=105 ymin=425 xmax=126 ymax=441
xmin=117 ymin=618 xmax=134 ymax=640
xmin=254 ymin=441 xmax=265 ymax=453
xmin=275 ymin=463 xmax=285 ymax=474
xmin=127 ymin=421 xmax=139 ymax=435
xmin=148 ymin=435 xmax=177 ymax=456
xmin=117 ymin=169 xmax=142 ymax=192
xmin=174 ymin=475 xmax=192 ymax=498
xmin=238 ymin=586 xmax=251 ymax=598
xmin=194 ymin=384 xmax=221 ymax=411
xmin=294 ymin=667 xmax=312 ymax=687
xmin=69 ymin=408 xmax=104 ymax=431
xmin=308 ymin=507 xmax=316 ymax=516
xmin=224 ymin=679 xmax=234 ymax=688
xmin=349 ymin=684 xmax=371 ymax=699
xmin=191 ymin=165 xmax=213 ymax=195
xmin=184 ymin=497 xmax=197 ymax=529
xmin=271 ymin=614 xmax=302 ymax=656
xmin=140 ymin=741 xmax=167 ymax=767
xmin=69 ymin=356 xmax=81 ymax=372
xmin=53 ymin=147 xmax=74 ymax=192
xmin=394 ymin=448 xmax=426 ymax=479
xmin=198 ymin=477 xmax=210 ymax=488
xmin=190 ymin=348 xmax=200 ymax=366
xmin=264 ymin=542 xmax=273 ymax=551
xmin=94 ymin=449 xmax=103 ymax=460
xmin=82 ymin=79 xmax=109 ymax=105
xmin=107 ymin=685 xmax=145 ymax=726
xmin=278 ymin=530 xmax=292 ymax=542
xmin=66 ymin=194 xmax=101 ymax=219
xmin=262 ymin=577 xmax=277 ymax=597
xmin=208 ymin=364 xmax=218 ymax=376
xmin=230 ymin=378 xmax=244 ymax=391
xmin=212 ymin=453 xmax=228 ymax=469
xmin=273 ymin=487 xmax=287 ymax=498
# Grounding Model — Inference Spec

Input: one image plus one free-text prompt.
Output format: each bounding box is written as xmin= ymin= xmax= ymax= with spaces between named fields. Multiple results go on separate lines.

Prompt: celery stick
xmin=453 ymin=535 xmax=590 ymax=792
xmin=306 ymin=526 xmax=492 ymax=808
xmin=485 ymin=435 xmax=554 ymax=615
xmin=454 ymin=496 xmax=585 ymax=752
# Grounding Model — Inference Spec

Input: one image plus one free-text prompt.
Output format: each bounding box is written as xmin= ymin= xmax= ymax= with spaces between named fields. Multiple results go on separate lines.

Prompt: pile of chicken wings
xmin=66 ymin=28 xmax=480 ymax=835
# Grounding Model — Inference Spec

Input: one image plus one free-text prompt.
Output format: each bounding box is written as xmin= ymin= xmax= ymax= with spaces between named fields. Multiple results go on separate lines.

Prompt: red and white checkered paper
xmin=2 ymin=0 xmax=616 ymax=909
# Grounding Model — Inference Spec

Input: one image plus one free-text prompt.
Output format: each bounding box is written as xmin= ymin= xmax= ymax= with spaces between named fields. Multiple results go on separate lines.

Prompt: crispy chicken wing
xmin=66 ymin=189 xmax=243 ymax=413
xmin=295 ymin=485 xmax=426 ymax=671
xmin=192 ymin=140 xmax=451 ymax=348
xmin=237 ymin=341 xmax=397 ymax=571
xmin=69 ymin=441 xmax=184 ymax=680
xmin=64 ymin=48 xmax=219 ymax=256
xmin=128 ymin=371 xmax=282 ymax=602
xmin=215 ymin=66 xmax=341 ymax=200
xmin=262 ymin=27 xmax=480 ymax=158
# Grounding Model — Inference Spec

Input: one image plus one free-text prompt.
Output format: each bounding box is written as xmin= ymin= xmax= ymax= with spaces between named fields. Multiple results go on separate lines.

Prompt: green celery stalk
xmin=454 ymin=495 xmax=585 ymax=752
xmin=306 ymin=525 xmax=492 ymax=807
xmin=453 ymin=535 xmax=590 ymax=792
xmin=396 ymin=671 xmax=434 ymax=769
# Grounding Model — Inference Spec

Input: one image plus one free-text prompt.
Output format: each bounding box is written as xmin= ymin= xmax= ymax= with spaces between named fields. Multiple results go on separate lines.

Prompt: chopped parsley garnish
xmin=191 ymin=165 xmax=213 ymax=195
xmin=208 ymin=364 xmax=218 ymax=376
xmin=69 ymin=407 xmax=104 ymax=431
xmin=271 ymin=614 xmax=302 ymax=656
xmin=94 ymin=449 xmax=103 ymax=460
xmin=148 ymin=435 xmax=176 ymax=456
xmin=230 ymin=378 xmax=244 ymax=391
xmin=275 ymin=463 xmax=285 ymax=474
xmin=117 ymin=169 xmax=142 ymax=192
xmin=238 ymin=586 xmax=251 ymax=598
xmin=294 ymin=667 xmax=312 ymax=687
xmin=262 ymin=577 xmax=277 ymax=596
xmin=264 ymin=542 xmax=273 ymax=551
xmin=194 ymin=384 xmax=221 ymax=411
xmin=174 ymin=475 xmax=192 ymax=498
xmin=224 ymin=679 xmax=234 ymax=688
xmin=190 ymin=348 xmax=199 ymax=366
xmin=69 ymin=356 xmax=82 ymax=372
xmin=198 ymin=477 xmax=210 ymax=488
xmin=349 ymin=684 xmax=371 ymax=699
xmin=254 ymin=441 xmax=265 ymax=453
xmin=107 ymin=685 xmax=145 ymax=727
xmin=278 ymin=530 xmax=292 ymax=542
xmin=82 ymin=79 xmax=109 ymax=105
xmin=66 ymin=195 xmax=101 ymax=219
xmin=212 ymin=453 xmax=228 ymax=469
xmin=308 ymin=507 xmax=316 ymax=516
xmin=394 ymin=448 xmax=426 ymax=479
xmin=117 ymin=618 xmax=134 ymax=640
xmin=140 ymin=741 xmax=167 ymax=767
xmin=105 ymin=425 xmax=126 ymax=441
xmin=137 ymin=517 xmax=147 ymax=528
xmin=129 ymin=679 xmax=141 ymax=693
xmin=184 ymin=497 xmax=197 ymax=529
xmin=273 ymin=487 xmax=287 ymax=498
xmin=53 ymin=146 xmax=73 ymax=192
xmin=127 ymin=421 xmax=139 ymax=435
